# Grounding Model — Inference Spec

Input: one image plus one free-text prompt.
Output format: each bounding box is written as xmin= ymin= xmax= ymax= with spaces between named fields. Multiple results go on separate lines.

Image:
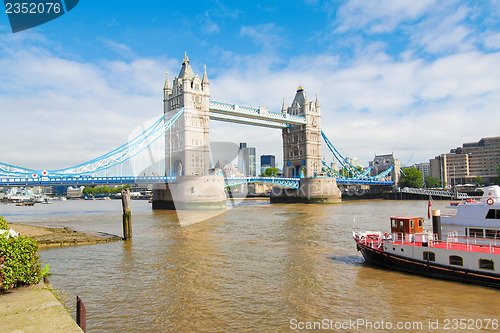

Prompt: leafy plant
xmin=424 ymin=176 xmax=441 ymax=188
xmin=261 ymin=167 xmax=279 ymax=177
xmin=399 ymin=167 xmax=423 ymax=188
xmin=0 ymin=216 xmax=8 ymax=230
xmin=41 ymin=264 xmax=52 ymax=279
xmin=0 ymin=216 xmax=42 ymax=290
xmin=83 ymin=184 xmax=130 ymax=196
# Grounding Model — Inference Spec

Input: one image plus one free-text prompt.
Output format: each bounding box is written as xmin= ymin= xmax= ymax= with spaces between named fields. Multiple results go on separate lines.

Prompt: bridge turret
xmin=179 ymin=52 xmax=195 ymax=81
xmin=163 ymin=72 xmax=172 ymax=109
xmin=201 ymin=65 xmax=210 ymax=108
xmin=202 ymin=65 xmax=209 ymax=87
xmin=281 ymin=98 xmax=287 ymax=113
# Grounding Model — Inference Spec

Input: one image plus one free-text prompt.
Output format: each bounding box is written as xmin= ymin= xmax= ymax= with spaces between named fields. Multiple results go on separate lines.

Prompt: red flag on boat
xmin=427 ymin=196 xmax=433 ymax=219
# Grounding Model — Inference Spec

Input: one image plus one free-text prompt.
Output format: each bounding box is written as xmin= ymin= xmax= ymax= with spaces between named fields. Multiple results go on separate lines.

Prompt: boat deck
xmin=391 ymin=240 xmax=500 ymax=254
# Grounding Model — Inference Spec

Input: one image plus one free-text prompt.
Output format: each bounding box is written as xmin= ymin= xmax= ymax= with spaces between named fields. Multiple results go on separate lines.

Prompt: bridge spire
xmin=164 ymin=72 xmax=172 ymax=91
xmin=202 ymin=65 xmax=209 ymax=86
xmin=315 ymin=94 xmax=320 ymax=108
xmin=163 ymin=72 xmax=172 ymax=104
xmin=281 ymin=98 xmax=287 ymax=113
xmin=179 ymin=52 xmax=195 ymax=80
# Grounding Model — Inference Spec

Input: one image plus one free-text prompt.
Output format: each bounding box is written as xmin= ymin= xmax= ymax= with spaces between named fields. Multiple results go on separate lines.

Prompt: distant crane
xmin=405 ymin=153 xmax=414 ymax=167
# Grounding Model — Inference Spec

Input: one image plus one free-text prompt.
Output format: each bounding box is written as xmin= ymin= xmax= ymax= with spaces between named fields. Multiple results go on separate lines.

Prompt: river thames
xmin=2 ymin=199 xmax=499 ymax=332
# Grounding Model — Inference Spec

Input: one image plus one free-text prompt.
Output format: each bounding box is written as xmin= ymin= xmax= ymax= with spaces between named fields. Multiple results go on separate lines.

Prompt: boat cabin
xmin=390 ymin=216 xmax=424 ymax=234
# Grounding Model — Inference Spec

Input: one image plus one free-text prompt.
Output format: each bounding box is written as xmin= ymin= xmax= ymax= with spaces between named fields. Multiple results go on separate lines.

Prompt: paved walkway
xmin=0 ymin=282 xmax=83 ymax=333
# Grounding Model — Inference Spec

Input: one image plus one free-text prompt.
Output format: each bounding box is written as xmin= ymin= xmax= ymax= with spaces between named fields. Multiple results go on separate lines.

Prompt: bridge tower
xmin=153 ymin=54 xmax=225 ymax=210
xmin=282 ymin=85 xmax=322 ymax=178
xmin=271 ymin=85 xmax=341 ymax=204
xmin=163 ymin=53 xmax=210 ymax=176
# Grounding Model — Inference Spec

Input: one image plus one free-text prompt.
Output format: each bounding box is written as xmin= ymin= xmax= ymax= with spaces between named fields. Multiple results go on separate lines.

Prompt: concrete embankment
xmin=8 ymin=223 xmax=121 ymax=248
xmin=0 ymin=282 xmax=83 ymax=332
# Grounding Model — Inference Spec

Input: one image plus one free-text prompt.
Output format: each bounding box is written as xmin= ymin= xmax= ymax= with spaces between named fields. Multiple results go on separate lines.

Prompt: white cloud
xmin=483 ymin=31 xmax=500 ymax=50
xmin=101 ymin=39 xmax=136 ymax=59
xmin=210 ymin=48 xmax=500 ymax=167
xmin=2 ymin=14 xmax=500 ymax=175
xmin=410 ymin=4 xmax=475 ymax=54
xmin=334 ymin=0 xmax=436 ymax=33
xmin=198 ymin=12 xmax=221 ymax=35
xmin=240 ymin=23 xmax=286 ymax=51
xmin=0 ymin=34 xmax=178 ymax=170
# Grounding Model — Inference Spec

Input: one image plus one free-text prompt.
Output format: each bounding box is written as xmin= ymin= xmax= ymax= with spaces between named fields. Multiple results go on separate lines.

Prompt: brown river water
xmin=2 ymin=199 xmax=499 ymax=332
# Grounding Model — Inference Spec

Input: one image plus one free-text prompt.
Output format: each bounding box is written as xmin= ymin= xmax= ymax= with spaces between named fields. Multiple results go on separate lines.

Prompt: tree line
xmin=82 ymin=185 xmax=130 ymax=196
xmin=399 ymin=164 xmax=500 ymax=188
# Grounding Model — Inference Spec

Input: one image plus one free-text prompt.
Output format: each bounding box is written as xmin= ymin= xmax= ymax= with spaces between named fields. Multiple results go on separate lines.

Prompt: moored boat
xmin=15 ymin=201 xmax=35 ymax=206
xmin=442 ymin=185 xmax=500 ymax=242
xmin=353 ymin=205 xmax=500 ymax=288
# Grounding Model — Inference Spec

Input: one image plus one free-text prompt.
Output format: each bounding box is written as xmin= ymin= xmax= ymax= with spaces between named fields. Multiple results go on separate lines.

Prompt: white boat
xmin=441 ymin=185 xmax=500 ymax=242
xmin=34 ymin=194 xmax=52 ymax=204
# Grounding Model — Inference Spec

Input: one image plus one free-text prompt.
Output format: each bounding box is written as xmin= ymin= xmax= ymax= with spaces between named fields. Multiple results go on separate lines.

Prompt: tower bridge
xmin=155 ymin=54 xmax=341 ymax=208
xmin=0 ymin=54 xmax=395 ymax=209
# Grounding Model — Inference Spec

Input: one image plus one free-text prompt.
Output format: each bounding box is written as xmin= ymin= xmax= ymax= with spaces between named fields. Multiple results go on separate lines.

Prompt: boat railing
xmin=391 ymin=232 xmax=434 ymax=245
xmin=450 ymin=195 xmax=500 ymax=206
xmin=353 ymin=230 xmax=385 ymax=249
xmin=428 ymin=235 xmax=500 ymax=254
xmin=390 ymin=232 xmax=500 ymax=254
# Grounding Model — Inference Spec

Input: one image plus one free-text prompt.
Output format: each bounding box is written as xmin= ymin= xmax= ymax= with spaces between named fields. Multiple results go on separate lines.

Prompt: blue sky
xmin=1 ymin=0 xmax=500 ymax=170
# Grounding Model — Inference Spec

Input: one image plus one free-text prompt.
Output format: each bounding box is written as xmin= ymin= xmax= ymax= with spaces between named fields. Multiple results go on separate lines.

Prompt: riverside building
xmin=430 ymin=136 xmax=500 ymax=186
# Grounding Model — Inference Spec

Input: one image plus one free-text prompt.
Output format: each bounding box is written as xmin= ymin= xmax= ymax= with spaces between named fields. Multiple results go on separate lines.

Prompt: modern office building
xmin=260 ymin=155 xmax=276 ymax=168
xmin=430 ymin=136 xmax=500 ymax=186
xmin=413 ymin=162 xmax=431 ymax=179
xmin=238 ymin=143 xmax=257 ymax=177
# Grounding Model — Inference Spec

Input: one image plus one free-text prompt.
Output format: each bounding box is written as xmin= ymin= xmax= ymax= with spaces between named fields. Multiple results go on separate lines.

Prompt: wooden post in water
xmin=76 ymin=295 xmax=86 ymax=332
xmin=121 ymin=188 xmax=132 ymax=240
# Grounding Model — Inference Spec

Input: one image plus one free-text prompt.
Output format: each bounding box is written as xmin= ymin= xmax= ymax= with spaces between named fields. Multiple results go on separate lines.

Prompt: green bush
xmin=0 ymin=218 xmax=41 ymax=290
xmin=0 ymin=216 xmax=8 ymax=230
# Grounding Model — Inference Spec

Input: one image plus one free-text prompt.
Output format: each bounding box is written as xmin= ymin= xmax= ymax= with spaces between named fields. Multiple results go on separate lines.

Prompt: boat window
xmin=392 ymin=220 xmax=396 ymax=228
xmin=449 ymin=255 xmax=463 ymax=266
xmin=479 ymin=259 xmax=494 ymax=271
xmin=486 ymin=209 xmax=500 ymax=219
xmin=423 ymin=251 xmax=435 ymax=262
xmin=410 ymin=220 xmax=414 ymax=228
xmin=469 ymin=228 xmax=484 ymax=238
xmin=418 ymin=219 xmax=422 ymax=228
xmin=485 ymin=229 xmax=499 ymax=239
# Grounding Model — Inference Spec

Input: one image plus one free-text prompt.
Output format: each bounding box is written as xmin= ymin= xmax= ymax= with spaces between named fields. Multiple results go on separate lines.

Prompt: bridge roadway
xmin=0 ymin=176 xmax=394 ymax=188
